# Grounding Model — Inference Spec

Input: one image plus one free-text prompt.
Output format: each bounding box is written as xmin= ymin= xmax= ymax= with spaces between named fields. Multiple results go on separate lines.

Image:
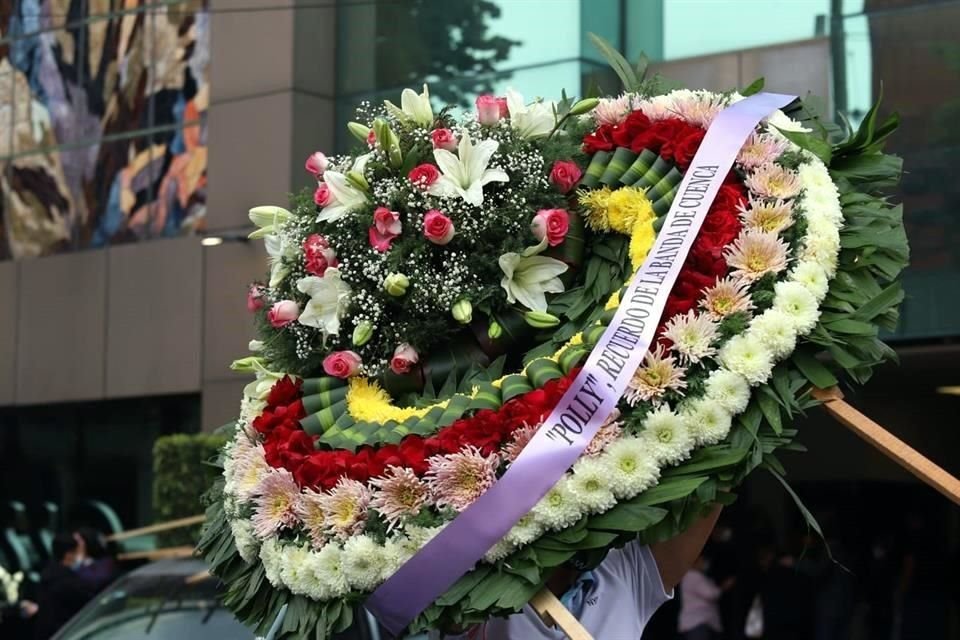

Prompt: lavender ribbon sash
xmin=365 ymin=92 xmax=797 ymax=635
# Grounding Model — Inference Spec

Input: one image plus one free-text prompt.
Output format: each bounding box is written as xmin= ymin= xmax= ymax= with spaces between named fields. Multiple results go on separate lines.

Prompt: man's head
xmin=52 ymin=531 xmax=86 ymax=568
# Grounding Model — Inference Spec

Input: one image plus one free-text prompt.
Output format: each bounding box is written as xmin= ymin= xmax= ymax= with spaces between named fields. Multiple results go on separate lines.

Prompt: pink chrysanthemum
xmin=701 ymin=276 xmax=755 ymax=319
xmin=296 ymin=488 xmax=328 ymax=548
xmin=316 ymin=477 xmax=371 ymax=540
xmin=251 ymin=468 xmax=301 ymax=539
xmin=625 ymin=345 xmax=687 ymax=405
xmin=230 ymin=439 xmax=271 ymax=500
xmin=583 ymin=410 xmax=624 ymax=457
xmin=504 ymin=423 xmax=540 ymax=462
xmin=737 ymin=133 xmax=789 ymax=170
xmin=724 ymin=230 xmax=790 ymax=282
xmin=638 ymin=96 xmax=672 ymax=121
xmin=737 ymin=196 xmax=794 ymax=234
xmin=744 ymin=163 xmax=802 ymax=199
xmin=663 ymin=310 xmax=720 ymax=364
xmin=672 ymin=92 xmax=726 ymax=128
xmin=593 ymin=95 xmax=632 ymax=126
xmin=425 ymin=447 xmax=499 ymax=512
xmin=370 ymin=466 xmax=430 ymax=531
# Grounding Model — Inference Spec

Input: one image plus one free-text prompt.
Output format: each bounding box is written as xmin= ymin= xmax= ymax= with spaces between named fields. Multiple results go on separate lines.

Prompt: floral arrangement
xmin=0 ymin=565 xmax=23 ymax=607
xmin=200 ymin=44 xmax=907 ymax=639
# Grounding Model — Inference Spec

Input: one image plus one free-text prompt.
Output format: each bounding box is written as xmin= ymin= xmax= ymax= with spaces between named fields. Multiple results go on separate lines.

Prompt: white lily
xmin=248 ymin=205 xmax=292 ymax=239
xmin=499 ymin=252 xmax=568 ymax=312
xmin=317 ymin=170 xmax=368 ymax=223
xmin=264 ymin=233 xmax=297 ymax=288
xmin=505 ymin=88 xmax=557 ymax=139
xmin=384 ymin=84 xmax=434 ymax=126
xmin=428 ymin=131 xmax=509 ymax=206
xmin=297 ymin=268 xmax=352 ymax=336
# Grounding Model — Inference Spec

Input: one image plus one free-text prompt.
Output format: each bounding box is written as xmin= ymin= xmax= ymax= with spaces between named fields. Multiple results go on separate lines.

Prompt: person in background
xmin=33 ymin=532 xmax=96 ymax=639
xmin=678 ymin=554 xmax=735 ymax=640
xmin=75 ymin=527 xmax=117 ymax=593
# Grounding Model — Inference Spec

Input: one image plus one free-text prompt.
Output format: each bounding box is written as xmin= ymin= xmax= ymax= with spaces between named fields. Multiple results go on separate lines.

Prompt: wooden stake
xmin=106 ymin=514 xmax=206 ymax=542
xmin=116 ymin=545 xmax=196 ymax=562
xmin=529 ymin=588 xmax=594 ymax=640
xmin=813 ymin=387 xmax=960 ymax=506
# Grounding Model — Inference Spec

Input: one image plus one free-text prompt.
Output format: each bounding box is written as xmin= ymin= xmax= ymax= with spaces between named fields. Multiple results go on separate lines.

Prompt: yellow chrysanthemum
xmin=629 ymin=216 xmax=657 ymax=271
xmin=605 ymin=187 xmax=653 ymax=234
xmin=346 ymin=377 xmax=441 ymax=423
xmin=605 ymin=290 xmax=621 ymax=311
xmin=578 ymin=187 xmax=613 ymax=231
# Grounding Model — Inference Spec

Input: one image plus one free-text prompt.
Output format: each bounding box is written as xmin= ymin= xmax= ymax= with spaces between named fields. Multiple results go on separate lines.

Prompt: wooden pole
xmin=813 ymin=387 xmax=960 ymax=506
xmin=106 ymin=514 xmax=206 ymax=542
xmin=530 ymin=588 xmax=594 ymax=640
xmin=116 ymin=546 xmax=196 ymax=562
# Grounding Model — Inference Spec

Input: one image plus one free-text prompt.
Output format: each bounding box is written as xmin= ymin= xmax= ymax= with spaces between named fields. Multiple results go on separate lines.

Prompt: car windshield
xmin=54 ymin=568 xmax=255 ymax=640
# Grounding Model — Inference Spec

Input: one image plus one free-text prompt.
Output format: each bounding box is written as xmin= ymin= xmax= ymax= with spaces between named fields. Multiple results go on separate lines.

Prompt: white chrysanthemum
xmin=382 ymin=538 xmax=415 ymax=577
xmin=797 ymin=163 xmax=842 ymax=218
xmin=663 ymin=310 xmax=719 ymax=364
xmin=403 ymin=524 xmax=445 ymax=549
xmin=772 ymin=281 xmax=820 ymax=334
xmin=682 ymin=399 xmax=734 ymax=446
xmin=749 ymin=310 xmax=799 ymax=358
xmin=279 ymin=543 xmax=312 ymax=596
xmin=600 ymin=437 xmax=660 ymax=499
xmin=803 ymin=189 xmax=844 ymax=225
xmin=305 ymin=543 xmax=350 ymax=600
xmin=532 ymin=476 xmax=583 ymax=531
xmin=342 ymin=534 xmax=386 ymax=591
xmin=506 ymin=514 xmax=544 ymax=547
xmin=766 ymin=110 xmax=810 ymax=135
xmin=641 ymin=406 xmax=694 ymax=466
xmin=790 ymin=261 xmax=831 ymax=300
xmin=802 ymin=235 xmax=840 ymax=276
xmin=806 ymin=213 xmax=841 ymax=244
xmin=569 ymin=458 xmax=617 ymax=514
xmin=719 ymin=335 xmax=775 ymax=386
xmin=259 ymin=538 xmax=283 ymax=587
xmin=229 ymin=518 xmax=260 ymax=563
xmin=704 ymin=370 xmax=752 ymax=414
xmin=483 ymin=538 xmax=515 ymax=564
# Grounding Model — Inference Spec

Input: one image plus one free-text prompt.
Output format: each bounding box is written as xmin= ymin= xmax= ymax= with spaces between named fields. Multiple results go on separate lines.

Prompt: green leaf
xmin=664 ymin=447 xmax=750 ymax=475
xmin=766 ymin=467 xmax=829 ymax=549
xmin=741 ymin=77 xmax=765 ymax=96
xmin=587 ymin=33 xmax=639 ymax=91
xmin=634 ymin=51 xmax=650 ymax=81
xmin=757 ymin=390 xmax=783 ymax=435
xmin=791 ymin=349 xmax=838 ymax=389
xmin=775 ymin=127 xmax=832 ymax=165
xmin=634 ymin=476 xmax=708 ymax=506
xmin=589 ymin=503 xmax=668 ymax=531
xmin=436 ymin=567 xmax=492 ymax=606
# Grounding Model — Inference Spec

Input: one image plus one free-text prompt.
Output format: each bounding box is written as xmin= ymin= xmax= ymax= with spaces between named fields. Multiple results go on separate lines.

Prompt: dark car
xmin=52 ymin=559 xmax=253 ymax=639
xmin=52 ymin=558 xmax=386 ymax=640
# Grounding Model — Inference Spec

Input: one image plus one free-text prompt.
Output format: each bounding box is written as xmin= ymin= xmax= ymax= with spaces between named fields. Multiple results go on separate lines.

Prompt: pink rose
xmin=531 ymin=208 xmax=570 ymax=247
xmin=497 ymin=97 xmax=509 ymax=118
xmin=367 ymin=129 xmax=377 ymax=146
xmin=369 ymin=206 xmax=402 ymax=252
xmin=247 ymin=284 xmax=265 ymax=312
xmin=408 ymin=164 xmax=440 ymax=189
xmin=323 ymin=350 xmax=362 ymax=379
xmin=431 ymin=128 xmax=458 ymax=151
xmin=390 ymin=343 xmax=419 ymax=375
xmin=303 ymin=234 xmax=338 ymax=276
xmin=476 ymin=95 xmax=502 ymax=125
xmin=314 ymin=183 xmax=331 ymax=207
xmin=423 ymin=209 xmax=455 ymax=245
xmin=267 ymin=300 xmax=299 ymax=328
xmin=304 ymin=151 xmax=328 ymax=177
xmin=549 ymin=160 xmax=583 ymax=194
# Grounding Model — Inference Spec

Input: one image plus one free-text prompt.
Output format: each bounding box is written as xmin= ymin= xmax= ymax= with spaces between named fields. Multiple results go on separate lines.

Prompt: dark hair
xmin=51 ymin=532 xmax=79 ymax=561
xmin=77 ymin=527 xmax=107 ymax=558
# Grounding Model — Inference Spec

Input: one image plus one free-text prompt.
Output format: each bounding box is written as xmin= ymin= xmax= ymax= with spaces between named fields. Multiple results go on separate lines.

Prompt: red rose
xmin=423 ymin=210 xmax=456 ymax=245
xmin=313 ymin=183 xmax=331 ymax=207
xmin=409 ymin=164 xmax=440 ymax=189
xmin=631 ymin=118 xmax=690 ymax=153
xmin=549 ymin=160 xmax=583 ymax=193
xmin=431 ymin=128 xmax=458 ymax=151
xmin=611 ymin=111 xmax=652 ymax=148
xmin=664 ymin=128 xmax=705 ymax=169
xmin=246 ymin=284 xmax=265 ymax=312
xmin=323 ymin=350 xmax=362 ymax=378
xmin=267 ymin=376 xmax=302 ymax=407
xmin=303 ymin=233 xmax=338 ymax=276
xmin=399 ymin=437 xmax=429 ymax=475
xmin=582 ymin=124 xmax=616 ymax=154
xmin=531 ymin=208 xmax=570 ymax=247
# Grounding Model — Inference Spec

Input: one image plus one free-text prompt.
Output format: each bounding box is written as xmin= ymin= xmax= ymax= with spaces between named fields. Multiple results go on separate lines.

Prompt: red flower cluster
xmin=582 ymin=112 xmax=706 ymax=171
xmin=258 ymin=373 xmax=576 ymax=492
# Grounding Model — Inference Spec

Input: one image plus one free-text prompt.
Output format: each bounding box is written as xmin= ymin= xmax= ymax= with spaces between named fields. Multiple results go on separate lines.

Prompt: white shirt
xmin=678 ymin=569 xmax=723 ymax=633
xmin=430 ymin=543 xmax=672 ymax=639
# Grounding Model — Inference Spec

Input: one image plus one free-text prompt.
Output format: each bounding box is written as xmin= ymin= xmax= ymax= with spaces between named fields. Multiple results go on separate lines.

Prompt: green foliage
xmin=153 ymin=433 xmax=227 ymax=546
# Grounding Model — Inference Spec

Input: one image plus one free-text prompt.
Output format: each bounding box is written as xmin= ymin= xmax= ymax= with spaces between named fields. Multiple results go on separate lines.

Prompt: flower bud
xmin=487 ymin=321 xmax=503 ymax=340
xmin=524 ymin=310 xmax=561 ymax=328
xmin=452 ymin=299 xmax=473 ymax=324
xmin=383 ymin=273 xmax=410 ymax=297
xmin=352 ymin=321 xmax=374 ymax=346
xmin=230 ymin=356 xmax=265 ymax=372
xmin=569 ymin=97 xmax=600 ymax=116
xmin=248 ymin=339 xmax=264 ymax=352
xmin=346 ymin=170 xmax=369 ymax=191
xmin=347 ymin=121 xmax=371 ymax=142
